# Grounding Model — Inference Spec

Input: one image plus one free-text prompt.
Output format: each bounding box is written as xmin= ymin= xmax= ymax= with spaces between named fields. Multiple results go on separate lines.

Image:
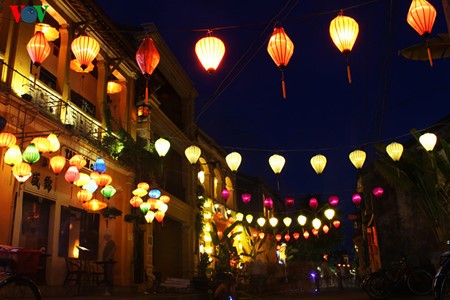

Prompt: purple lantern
xmin=329 ymin=195 xmax=339 ymax=207
xmin=309 ymin=198 xmax=318 ymax=210
xmin=264 ymin=197 xmax=274 ymax=210
xmin=222 ymin=188 xmax=230 ymax=202
xmin=241 ymin=193 xmax=251 ymax=204
xmin=285 ymin=197 xmax=295 ymax=208
xmin=372 ymin=187 xmax=384 ymax=198
xmin=352 ymin=193 xmax=362 ymax=206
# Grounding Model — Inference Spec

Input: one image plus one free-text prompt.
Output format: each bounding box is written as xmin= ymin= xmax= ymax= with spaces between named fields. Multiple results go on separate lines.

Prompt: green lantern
xmin=101 ymin=185 xmax=116 ymax=199
xmin=22 ymin=143 xmax=40 ymax=164
xmin=140 ymin=202 xmax=150 ymax=214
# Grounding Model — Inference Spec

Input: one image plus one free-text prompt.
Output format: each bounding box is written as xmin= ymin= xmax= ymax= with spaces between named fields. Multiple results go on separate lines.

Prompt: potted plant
xmin=192 ymin=252 xmax=212 ymax=291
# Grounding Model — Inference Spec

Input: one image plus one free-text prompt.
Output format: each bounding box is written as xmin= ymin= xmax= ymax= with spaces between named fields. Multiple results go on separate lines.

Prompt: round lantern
xmin=245 ymin=214 xmax=253 ymax=224
xmin=419 ymin=132 xmax=437 ymax=152
xmin=329 ymin=195 xmax=339 ymax=207
xmin=221 ymin=188 xmax=230 ymax=202
xmin=256 ymin=217 xmax=266 ymax=227
xmin=386 ymin=142 xmax=404 ymax=161
xmin=293 ymin=232 xmax=300 ymax=240
xmin=12 ymin=162 xmax=32 ymax=183
xmin=309 ymin=198 xmax=319 ymax=210
xmin=349 ymin=150 xmax=366 ymax=169
xmin=47 ymin=133 xmax=60 ymax=152
xmin=74 ymin=173 xmax=90 ymax=187
xmin=195 ymin=33 xmax=225 ymax=74
xmin=27 ymin=31 xmax=51 ymax=67
xmin=22 ymin=143 xmax=40 ymax=164
xmin=297 ymin=215 xmax=307 ymax=226
xmin=267 ymin=27 xmax=294 ymax=99
xmin=145 ymin=211 xmax=155 ymax=223
xmin=136 ymin=38 xmax=160 ymax=77
xmin=65 ymin=166 xmax=80 ymax=184
xmin=71 ymin=35 xmax=100 ymax=70
xmin=264 ymin=197 xmax=274 ymax=210
xmin=324 ymin=208 xmax=335 ymax=220
xmin=310 ymin=154 xmax=327 ymax=175
xmin=185 ymin=145 xmax=201 ymax=164
xmin=329 ymin=11 xmax=359 ymax=83
xmin=241 ymin=193 xmax=251 ymax=204
xmin=352 ymin=193 xmax=362 ymax=206
xmin=373 ymin=187 xmax=384 ymax=198
xmin=130 ymin=196 xmax=143 ymax=208
xmin=333 ymin=220 xmax=341 ymax=228
xmin=258 ymin=232 xmax=265 ymax=240
xmin=285 ymin=197 xmax=294 ymax=208
xmin=312 ymin=218 xmax=322 ymax=230
xmin=303 ymin=231 xmax=310 ymax=239
xmin=283 ymin=217 xmax=292 ymax=227
xmin=4 ymin=145 xmax=23 ymax=166
xmin=269 ymin=217 xmax=278 ymax=227
xmin=148 ymin=189 xmax=161 ymax=199
xmin=225 ymin=151 xmax=242 ymax=172
xmin=101 ymin=185 xmax=116 ymax=199
xmin=93 ymin=157 xmax=106 ymax=173
xmin=77 ymin=189 xmax=93 ymax=203
xmin=155 ymin=137 xmax=170 ymax=157
xmin=312 ymin=228 xmax=319 ymax=236
xmin=0 ymin=132 xmax=16 ymax=148
xmin=50 ymin=155 xmax=66 ymax=175
xmin=31 ymin=137 xmax=50 ymax=153
xmin=269 ymin=154 xmax=285 ymax=174
xmin=407 ymin=0 xmax=437 ymax=37
xmin=69 ymin=154 xmax=86 ymax=170
xmin=98 ymin=173 xmax=112 ymax=187
xmin=137 ymin=182 xmax=150 ymax=191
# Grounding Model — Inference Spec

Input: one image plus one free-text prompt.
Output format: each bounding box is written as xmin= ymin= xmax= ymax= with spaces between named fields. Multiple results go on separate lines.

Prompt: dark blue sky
xmin=96 ymin=0 xmax=449 ymax=208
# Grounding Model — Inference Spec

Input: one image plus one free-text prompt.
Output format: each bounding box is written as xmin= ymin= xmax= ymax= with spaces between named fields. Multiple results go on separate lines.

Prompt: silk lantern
xmin=269 ymin=217 xmax=278 ymax=227
xmin=106 ymin=81 xmax=122 ymax=94
xmin=47 ymin=133 xmax=60 ymax=152
xmin=373 ymin=187 xmax=384 ymax=198
xmin=349 ymin=150 xmax=366 ymax=169
xmin=136 ymin=38 xmax=160 ymax=102
xmin=195 ymin=31 xmax=225 ymax=74
xmin=155 ymin=138 xmax=170 ymax=157
xmin=241 ymin=193 xmax=251 ymax=204
xmin=310 ymin=154 xmax=327 ymax=175
xmin=12 ymin=162 xmax=32 ymax=183
xmin=386 ymin=142 xmax=404 ymax=161
xmin=264 ymin=197 xmax=274 ymax=210
xmin=50 ymin=155 xmax=66 ymax=175
xmin=31 ymin=137 xmax=50 ymax=153
xmin=148 ymin=189 xmax=161 ymax=199
xmin=221 ymin=188 xmax=230 ymax=202
xmin=246 ymin=214 xmax=253 ymax=224
xmin=352 ymin=193 xmax=362 ymax=206
xmin=419 ymin=132 xmax=437 ymax=151
xmin=329 ymin=11 xmax=359 ymax=84
xmin=329 ymin=195 xmax=339 ymax=207
xmin=69 ymin=154 xmax=86 ymax=170
xmin=333 ymin=220 xmax=341 ymax=228
xmin=77 ymin=189 xmax=93 ymax=203
xmin=93 ymin=157 xmax=106 ymax=173
xmin=226 ymin=151 xmax=242 ymax=172
xmin=22 ymin=143 xmax=40 ymax=164
xmin=303 ymin=231 xmax=310 ymax=239
xmin=297 ymin=215 xmax=307 ymax=226
xmin=285 ymin=197 xmax=294 ymax=208
xmin=130 ymin=196 xmax=143 ymax=208
xmin=324 ymin=208 xmax=335 ymax=220
xmin=0 ymin=133 xmax=16 ymax=148
xmin=267 ymin=27 xmax=294 ymax=99
xmin=269 ymin=154 xmax=285 ymax=174
xmin=27 ymin=31 xmax=51 ymax=67
xmin=283 ymin=217 xmax=292 ymax=227
xmin=101 ymin=185 xmax=116 ymax=199
xmin=4 ymin=145 xmax=22 ymax=166
xmin=293 ymin=232 xmax=300 ymax=240
xmin=71 ymin=35 xmax=100 ymax=71
xmin=185 ymin=145 xmax=201 ymax=164
xmin=309 ymin=198 xmax=319 ymax=210
xmin=65 ymin=166 xmax=80 ymax=184
xmin=70 ymin=59 xmax=94 ymax=73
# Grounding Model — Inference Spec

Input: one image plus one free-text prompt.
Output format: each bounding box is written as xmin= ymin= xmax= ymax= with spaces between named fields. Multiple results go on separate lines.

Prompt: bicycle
xmin=433 ymin=240 xmax=450 ymax=299
xmin=362 ymin=257 xmax=433 ymax=299
xmin=0 ymin=246 xmax=42 ymax=300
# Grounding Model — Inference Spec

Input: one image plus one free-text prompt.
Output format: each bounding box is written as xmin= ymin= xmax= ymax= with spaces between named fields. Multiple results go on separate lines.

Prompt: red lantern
xmin=264 ymin=197 xmax=274 ymax=210
xmin=71 ymin=35 xmax=100 ymax=71
xmin=136 ymin=38 xmax=160 ymax=77
xmin=309 ymin=198 xmax=319 ymax=210
xmin=312 ymin=228 xmax=319 ymax=236
xmin=373 ymin=187 xmax=384 ymax=198
xmin=241 ymin=193 xmax=251 ymax=204
xmin=352 ymin=193 xmax=362 ymax=206
xmin=284 ymin=233 xmax=291 ymax=242
xmin=275 ymin=234 xmax=282 ymax=242
xmin=217 ymin=230 xmax=223 ymax=239
xmin=329 ymin=195 xmax=339 ymax=206
xmin=267 ymin=27 xmax=294 ymax=99
xmin=333 ymin=220 xmax=341 ymax=228
xmin=222 ymin=188 xmax=230 ymax=202
xmin=285 ymin=197 xmax=294 ymax=208
xmin=50 ymin=155 xmax=66 ymax=175
xmin=64 ymin=166 xmax=80 ymax=184
xmin=293 ymin=232 xmax=300 ymax=240
xmin=27 ymin=31 xmax=51 ymax=67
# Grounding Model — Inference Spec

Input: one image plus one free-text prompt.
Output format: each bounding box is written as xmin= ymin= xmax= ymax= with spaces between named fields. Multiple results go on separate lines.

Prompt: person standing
xmin=102 ymin=232 xmax=115 ymax=296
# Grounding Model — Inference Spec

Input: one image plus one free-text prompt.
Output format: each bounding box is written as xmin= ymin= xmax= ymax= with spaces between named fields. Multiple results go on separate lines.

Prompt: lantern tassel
xmin=346 ymin=57 xmax=352 ymax=84
xmin=281 ymin=71 xmax=287 ymax=99
xmin=427 ymin=46 xmax=433 ymax=67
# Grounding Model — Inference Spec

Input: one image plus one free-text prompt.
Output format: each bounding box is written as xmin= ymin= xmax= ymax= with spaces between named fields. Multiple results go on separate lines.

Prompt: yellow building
xmin=0 ymin=0 xmax=238 ymax=290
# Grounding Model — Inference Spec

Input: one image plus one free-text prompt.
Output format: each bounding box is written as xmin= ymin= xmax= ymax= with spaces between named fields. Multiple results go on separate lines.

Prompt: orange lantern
xmin=130 ymin=196 xmax=143 ymax=208
xmin=195 ymin=31 xmax=225 ymax=74
xmin=312 ymin=228 xmax=319 ymax=236
xmin=333 ymin=220 xmax=341 ymax=228
xmin=275 ymin=234 xmax=282 ymax=242
xmin=258 ymin=232 xmax=265 ymax=240
xmin=303 ymin=231 xmax=310 ymax=239
xmin=293 ymin=232 xmax=300 ymax=240
xmin=267 ymin=27 xmax=294 ymax=99
xmin=0 ymin=133 xmax=16 ymax=148
xmin=47 ymin=133 xmax=60 ymax=153
xmin=217 ymin=230 xmax=223 ymax=239
xmin=27 ymin=31 xmax=51 ymax=67
xmin=12 ymin=162 xmax=32 ymax=183
xmin=137 ymin=182 xmax=150 ymax=191
xmin=329 ymin=11 xmax=359 ymax=84
xmin=136 ymin=38 xmax=160 ymax=102
xmin=154 ymin=211 xmax=165 ymax=223
xmin=74 ymin=173 xmax=91 ymax=187
xmin=71 ymin=35 xmax=100 ymax=71
xmin=407 ymin=0 xmax=437 ymax=66
xmin=98 ymin=174 xmax=112 ymax=187
xmin=77 ymin=189 xmax=93 ymax=203
xmin=50 ymin=155 xmax=66 ymax=175
xmin=160 ymin=195 xmax=170 ymax=204
xmin=69 ymin=154 xmax=86 ymax=170
xmin=106 ymin=81 xmax=122 ymax=94
xmin=284 ymin=233 xmax=291 ymax=242
xmin=83 ymin=199 xmax=107 ymax=212
xmin=323 ymin=225 xmax=330 ymax=234
xmin=70 ymin=59 xmax=95 ymax=73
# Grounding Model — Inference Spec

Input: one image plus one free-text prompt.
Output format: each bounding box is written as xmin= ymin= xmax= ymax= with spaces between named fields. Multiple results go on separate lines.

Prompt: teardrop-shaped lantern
xmin=155 ymin=211 xmax=165 ymax=223
xmin=285 ymin=233 xmax=291 ymax=242
xmin=275 ymin=234 xmax=282 ymax=242
xmin=269 ymin=154 xmax=285 ymax=174
xmin=329 ymin=195 xmax=339 ymax=207
xmin=312 ymin=218 xmax=322 ymax=230
xmin=324 ymin=208 xmax=335 ymax=220
xmin=386 ymin=142 xmax=404 ymax=161
xmin=155 ymin=137 xmax=171 ymax=157
xmin=293 ymin=232 xmax=300 ymax=240
xmin=69 ymin=154 xmax=87 ymax=170
xmin=267 ymin=27 xmax=294 ymax=99
xmin=309 ymin=198 xmax=318 ymax=210
xmin=136 ymin=38 xmax=160 ymax=77
xmin=419 ymin=132 xmax=437 ymax=152
xmin=349 ymin=150 xmax=366 ymax=169
xmin=130 ymin=196 xmax=143 ymax=208
xmin=407 ymin=0 xmax=436 ymax=37
xmin=283 ymin=217 xmax=292 ymax=227
xmin=0 ymin=133 xmax=16 ymax=148
xmin=264 ymin=197 xmax=274 ymax=210
xmin=269 ymin=217 xmax=278 ymax=227
xmin=65 ymin=166 xmax=80 ymax=184
xmin=93 ymin=158 xmax=107 ymax=173
xmin=50 ymin=155 xmax=66 ymax=175
xmin=323 ymin=225 xmax=330 ymax=234
xmin=47 ymin=133 xmax=60 ymax=152
xmin=71 ymin=35 xmax=100 ymax=71
xmin=241 ymin=193 xmax=251 ymax=204
xmin=329 ymin=11 xmax=359 ymax=84
xmin=101 ymin=185 xmax=116 ymax=199
xmin=195 ymin=32 xmax=225 ymax=74
xmin=310 ymin=154 xmax=327 ymax=175
xmin=303 ymin=231 xmax=310 ymax=239
xmin=226 ymin=151 xmax=242 ymax=172
xmin=246 ymin=214 xmax=253 ymax=224
xmin=31 ymin=137 xmax=51 ymax=153
xmin=257 ymin=217 xmax=266 ymax=227
xmin=185 ymin=145 xmax=201 ymax=164
xmin=352 ymin=193 xmax=362 ymax=206
xmin=12 ymin=162 xmax=32 ymax=183
xmin=22 ymin=143 xmax=40 ymax=164
xmin=4 ymin=145 xmax=23 ymax=166
xmin=145 ymin=211 xmax=155 ymax=223
xmin=297 ymin=214 xmax=307 ymax=226
xmin=27 ymin=31 xmax=51 ymax=67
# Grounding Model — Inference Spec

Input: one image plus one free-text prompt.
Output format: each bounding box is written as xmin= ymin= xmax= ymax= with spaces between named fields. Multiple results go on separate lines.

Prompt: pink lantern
xmin=222 ymin=188 xmax=230 ymax=202
xmin=373 ymin=187 xmax=384 ymax=198
xmin=352 ymin=193 xmax=362 ymax=206
xmin=241 ymin=193 xmax=251 ymax=204
xmin=264 ymin=197 xmax=274 ymax=210
xmin=309 ymin=198 xmax=318 ymax=210
xmin=285 ymin=197 xmax=295 ymax=208
xmin=329 ymin=195 xmax=339 ymax=206
xmin=64 ymin=166 xmax=80 ymax=184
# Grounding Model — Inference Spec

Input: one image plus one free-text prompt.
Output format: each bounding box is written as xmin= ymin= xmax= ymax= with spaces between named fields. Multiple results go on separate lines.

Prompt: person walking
xmin=102 ymin=232 xmax=116 ymax=296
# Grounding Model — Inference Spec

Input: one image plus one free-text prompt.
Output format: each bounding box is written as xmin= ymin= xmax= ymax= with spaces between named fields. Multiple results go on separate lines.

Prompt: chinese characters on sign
xmin=31 ymin=172 xmax=53 ymax=192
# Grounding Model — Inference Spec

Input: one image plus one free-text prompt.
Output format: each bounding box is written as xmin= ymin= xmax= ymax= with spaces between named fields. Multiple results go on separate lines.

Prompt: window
xmin=70 ymin=90 xmax=96 ymax=117
xmin=39 ymin=67 xmax=57 ymax=90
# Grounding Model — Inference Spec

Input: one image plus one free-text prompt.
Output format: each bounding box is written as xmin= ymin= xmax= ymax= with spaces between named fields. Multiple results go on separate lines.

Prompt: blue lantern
xmin=93 ymin=157 xmax=106 ymax=173
xmin=148 ymin=189 xmax=161 ymax=199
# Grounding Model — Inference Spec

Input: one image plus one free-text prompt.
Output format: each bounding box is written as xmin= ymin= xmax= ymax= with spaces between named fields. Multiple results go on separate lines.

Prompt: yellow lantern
xmin=269 ymin=154 xmax=285 ymax=174
xmin=185 ymin=145 xmax=201 ymax=164
xmin=12 ymin=162 xmax=32 ymax=182
xmin=160 ymin=195 xmax=170 ymax=204
xmin=70 ymin=59 xmax=94 ymax=73
xmin=419 ymin=132 xmax=437 ymax=152
xmin=4 ymin=145 xmax=23 ymax=166
xmin=245 ymin=214 xmax=253 ymax=224
xmin=197 ymin=171 xmax=205 ymax=185
xmin=137 ymin=182 xmax=150 ymax=191
xmin=349 ymin=150 xmax=366 ymax=169
xmin=0 ymin=133 xmax=17 ymax=148
xmin=35 ymin=23 xmax=59 ymax=41
xmin=324 ymin=208 xmax=335 ymax=220
xmin=329 ymin=11 xmax=359 ymax=83
xmin=77 ymin=189 xmax=93 ymax=203
xmin=323 ymin=224 xmax=330 ymax=234
xmin=74 ymin=173 xmax=91 ymax=187
xmin=83 ymin=199 xmax=107 ymax=212
xmin=195 ymin=32 xmax=225 ymax=74
xmin=226 ymin=152 xmax=242 ymax=172
xmin=145 ymin=211 xmax=155 ymax=223
xmin=312 ymin=218 xmax=322 ymax=230
xmin=297 ymin=214 xmax=307 ymax=226
xmin=31 ymin=137 xmax=50 ymax=153
xmin=71 ymin=35 xmax=100 ymax=71
xmin=257 ymin=217 xmax=266 ymax=227
xmin=236 ymin=212 xmax=244 ymax=222
xmin=269 ymin=217 xmax=278 ymax=227
xmin=283 ymin=217 xmax=292 ymax=227
xmin=386 ymin=142 xmax=404 ymax=161
xmin=155 ymin=211 xmax=165 ymax=222
xmin=50 ymin=155 xmax=66 ymax=175
xmin=132 ymin=188 xmax=147 ymax=197
xmin=47 ymin=133 xmax=60 ymax=152
xmin=310 ymin=154 xmax=327 ymax=175
xmin=106 ymin=81 xmax=122 ymax=94
xmin=98 ymin=173 xmax=112 ymax=187
xmin=155 ymin=138 xmax=171 ymax=157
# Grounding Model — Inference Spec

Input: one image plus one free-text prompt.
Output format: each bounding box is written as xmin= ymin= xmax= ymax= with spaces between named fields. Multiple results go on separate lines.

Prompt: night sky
xmin=96 ymin=0 xmax=449 ymax=214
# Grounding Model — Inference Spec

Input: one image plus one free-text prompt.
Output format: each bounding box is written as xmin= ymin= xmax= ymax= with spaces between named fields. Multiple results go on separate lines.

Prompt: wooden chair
xmin=64 ymin=257 xmax=82 ymax=285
